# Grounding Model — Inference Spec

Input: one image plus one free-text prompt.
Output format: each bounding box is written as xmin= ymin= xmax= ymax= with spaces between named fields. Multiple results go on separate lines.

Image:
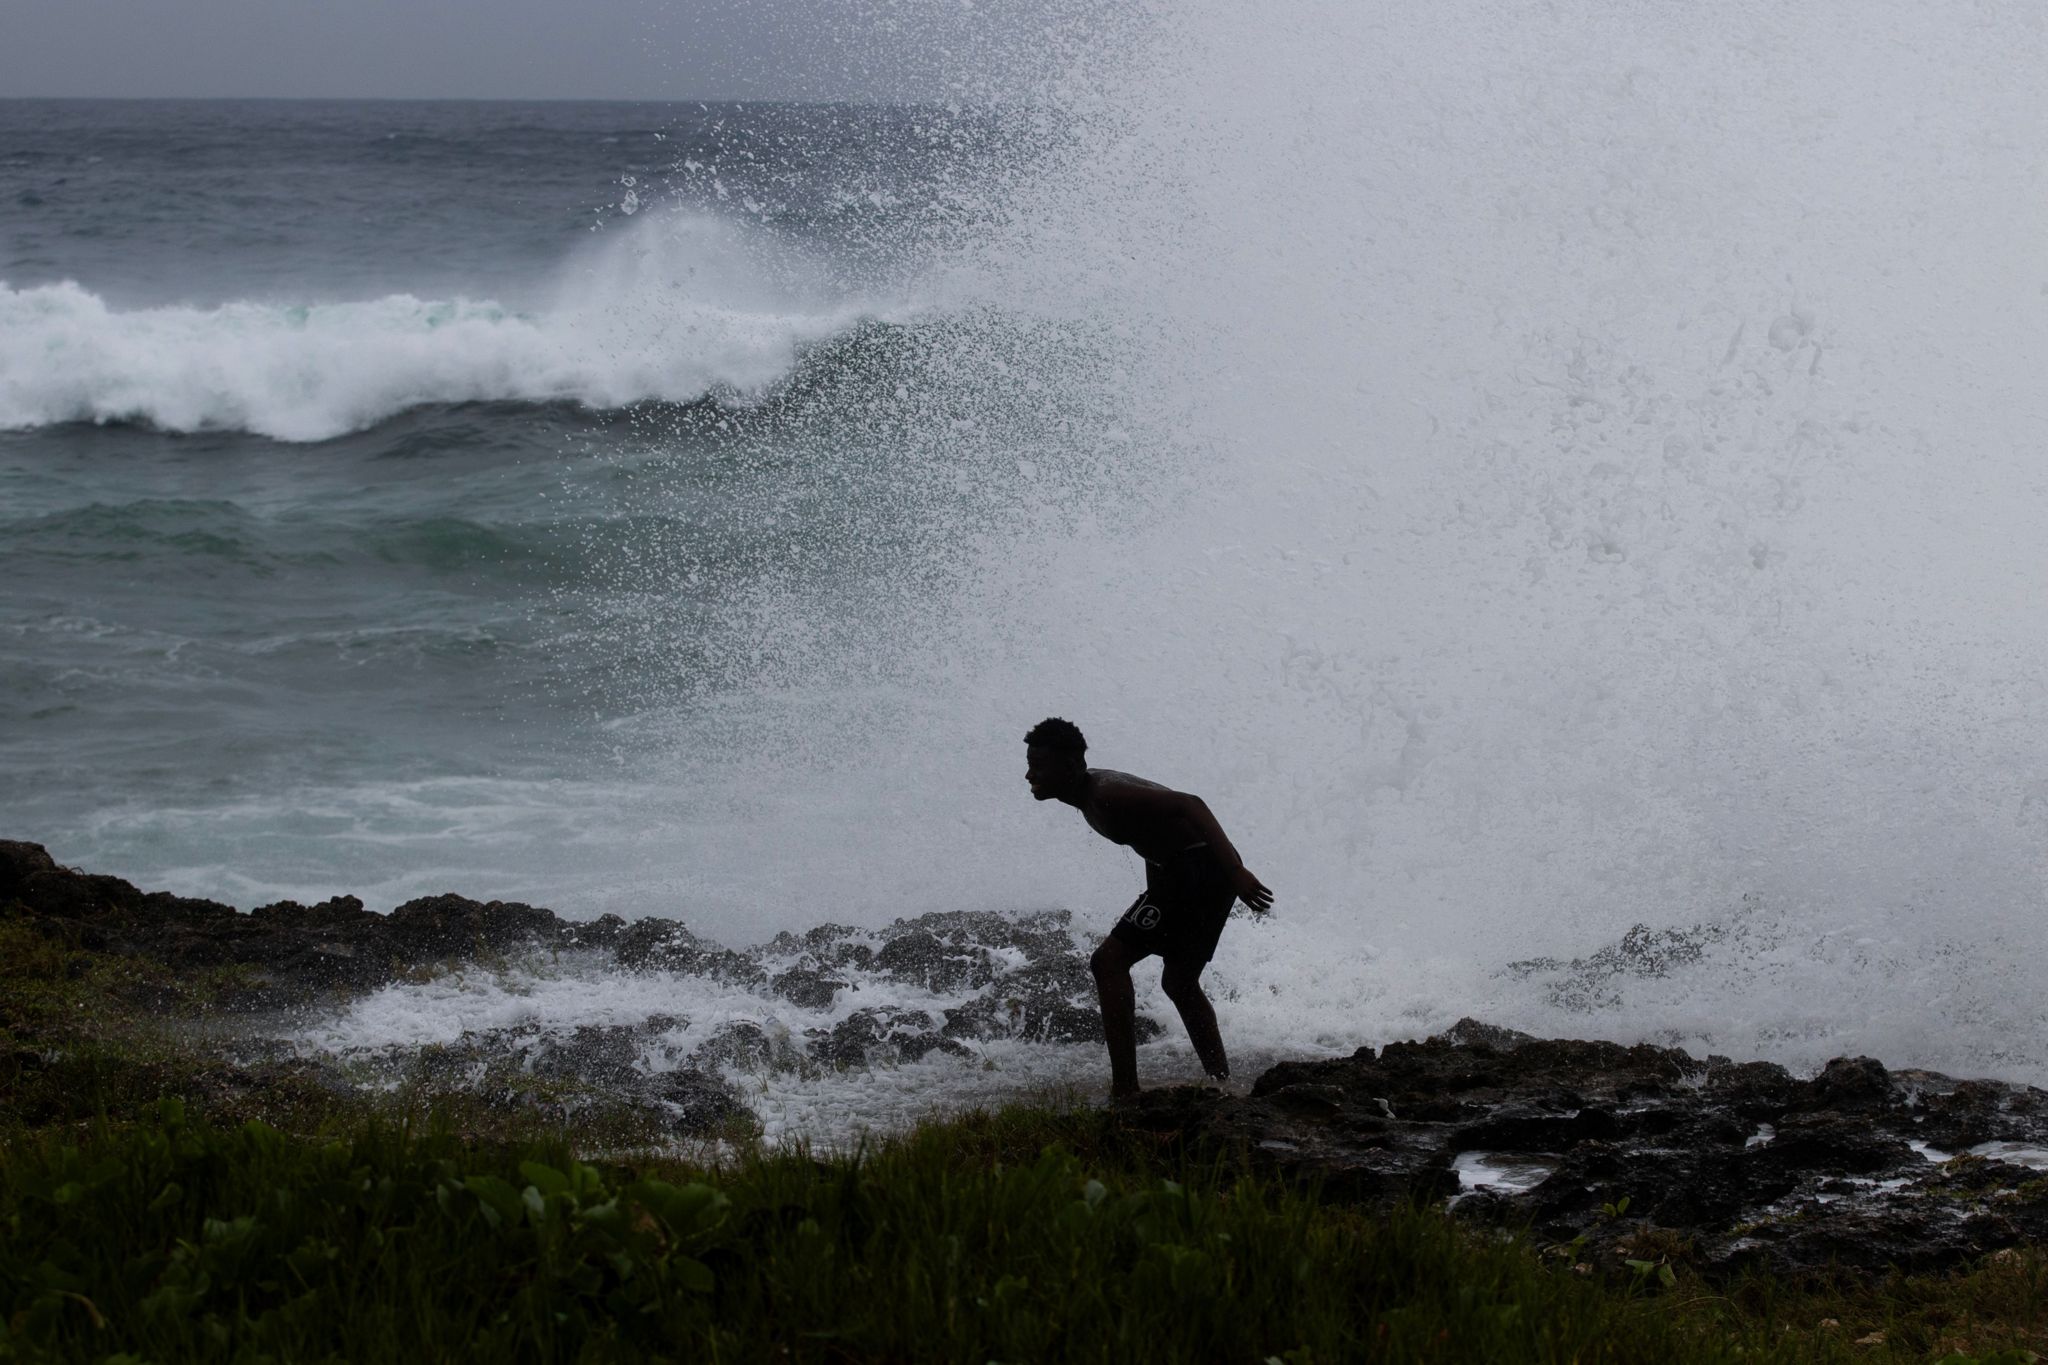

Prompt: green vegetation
xmin=0 ymin=1099 xmax=2041 ymax=1364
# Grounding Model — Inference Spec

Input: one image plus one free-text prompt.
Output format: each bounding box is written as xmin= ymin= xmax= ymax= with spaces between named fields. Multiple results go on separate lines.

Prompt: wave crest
xmin=0 ymin=215 xmax=877 ymax=442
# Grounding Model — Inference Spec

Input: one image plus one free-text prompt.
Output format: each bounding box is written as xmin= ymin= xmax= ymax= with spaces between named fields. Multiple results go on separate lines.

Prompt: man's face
xmin=1025 ymin=744 xmax=1081 ymax=801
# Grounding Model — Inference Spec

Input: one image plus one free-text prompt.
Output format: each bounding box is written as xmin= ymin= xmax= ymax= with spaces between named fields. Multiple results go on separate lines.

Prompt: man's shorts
xmin=1109 ymin=846 xmax=1236 ymax=966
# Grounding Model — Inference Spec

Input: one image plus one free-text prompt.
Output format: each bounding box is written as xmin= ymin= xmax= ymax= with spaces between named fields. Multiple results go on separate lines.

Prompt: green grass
xmin=3 ymin=1100 xmax=2044 ymax=1364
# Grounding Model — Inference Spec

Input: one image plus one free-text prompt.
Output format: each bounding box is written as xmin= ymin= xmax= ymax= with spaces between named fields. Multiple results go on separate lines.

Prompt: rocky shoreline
xmin=5 ymin=839 xmax=2045 ymax=1279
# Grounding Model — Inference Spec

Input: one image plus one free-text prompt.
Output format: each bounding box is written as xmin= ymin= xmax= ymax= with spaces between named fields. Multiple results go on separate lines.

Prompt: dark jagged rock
xmin=742 ymin=903 xmax=1166 ymax=1050
xmin=4 ymin=840 xmax=1156 ymax=1051
xmin=386 ymin=893 xmax=559 ymax=960
xmin=2 ymin=841 xmax=574 ymax=1006
xmin=1505 ymin=899 xmax=1759 ymax=1012
xmin=365 ymin=1022 xmax=746 ymax=1139
xmin=760 ymin=923 xmax=877 ymax=974
xmin=772 ymin=966 xmax=847 ymax=1011
xmin=873 ymin=927 xmax=999 ymax=993
xmin=561 ymin=912 xmax=627 ymax=950
xmin=1120 ymin=1019 xmax=2048 ymax=1279
xmin=614 ymin=917 xmax=767 ymax=988
xmin=942 ymin=956 xmax=1166 ymax=1046
xmin=609 ymin=917 xmax=700 ymax=968
xmin=528 ymin=1025 xmax=653 ymax=1086
xmin=807 ymin=1007 xmax=969 ymax=1068
xmin=691 ymin=1021 xmax=799 ymax=1073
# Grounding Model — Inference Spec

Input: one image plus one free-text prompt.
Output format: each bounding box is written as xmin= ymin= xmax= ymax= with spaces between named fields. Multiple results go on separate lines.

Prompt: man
xmin=1024 ymin=717 xmax=1273 ymax=1097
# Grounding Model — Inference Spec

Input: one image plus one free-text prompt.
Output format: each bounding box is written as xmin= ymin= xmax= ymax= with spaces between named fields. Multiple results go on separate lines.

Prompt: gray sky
xmin=0 ymin=0 xmax=1076 ymax=102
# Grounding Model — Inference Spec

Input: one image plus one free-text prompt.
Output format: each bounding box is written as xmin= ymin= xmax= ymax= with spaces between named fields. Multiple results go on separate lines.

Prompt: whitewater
xmin=6 ymin=2 xmax=2048 ymax=1141
xmin=0 ymin=216 xmax=879 ymax=441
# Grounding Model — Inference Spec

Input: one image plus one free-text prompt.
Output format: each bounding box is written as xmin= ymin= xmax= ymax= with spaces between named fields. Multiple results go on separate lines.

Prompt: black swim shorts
xmin=1109 ymin=846 xmax=1237 ymax=966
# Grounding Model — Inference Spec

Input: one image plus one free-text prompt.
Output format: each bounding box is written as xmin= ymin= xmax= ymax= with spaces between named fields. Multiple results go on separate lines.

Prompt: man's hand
xmin=1233 ymin=867 xmax=1274 ymax=914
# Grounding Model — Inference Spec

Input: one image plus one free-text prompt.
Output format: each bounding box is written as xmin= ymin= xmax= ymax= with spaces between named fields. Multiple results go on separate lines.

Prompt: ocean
xmin=5 ymin=2 xmax=2047 ymax=1141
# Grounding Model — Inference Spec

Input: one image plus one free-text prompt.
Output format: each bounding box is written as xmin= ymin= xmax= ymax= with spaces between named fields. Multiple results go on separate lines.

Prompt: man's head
xmin=1024 ymin=716 xmax=1088 ymax=801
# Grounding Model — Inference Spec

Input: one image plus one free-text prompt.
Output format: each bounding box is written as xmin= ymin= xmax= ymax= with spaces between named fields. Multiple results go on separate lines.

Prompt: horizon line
xmin=0 ymin=94 xmax=975 ymax=108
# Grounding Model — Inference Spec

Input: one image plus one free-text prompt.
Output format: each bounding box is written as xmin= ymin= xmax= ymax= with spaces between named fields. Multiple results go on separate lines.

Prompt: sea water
xmin=5 ymin=1 xmax=2047 ymax=1141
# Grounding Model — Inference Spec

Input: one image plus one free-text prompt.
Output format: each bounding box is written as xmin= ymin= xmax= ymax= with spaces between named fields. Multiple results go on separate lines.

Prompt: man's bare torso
xmin=1078 ymin=769 xmax=1208 ymax=864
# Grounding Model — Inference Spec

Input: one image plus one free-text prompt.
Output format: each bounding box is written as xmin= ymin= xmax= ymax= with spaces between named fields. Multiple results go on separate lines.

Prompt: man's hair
xmin=1025 ymin=716 xmax=1087 ymax=754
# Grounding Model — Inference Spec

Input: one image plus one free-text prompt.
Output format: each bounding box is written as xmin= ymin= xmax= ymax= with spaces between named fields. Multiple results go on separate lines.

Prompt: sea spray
xmin=602 ymin=1 xmax=2048 ymax=1087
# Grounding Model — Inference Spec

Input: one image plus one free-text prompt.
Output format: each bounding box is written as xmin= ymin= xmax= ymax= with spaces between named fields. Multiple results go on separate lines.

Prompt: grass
xmin=1 ymin=1100 xmax=2044 ymax=1364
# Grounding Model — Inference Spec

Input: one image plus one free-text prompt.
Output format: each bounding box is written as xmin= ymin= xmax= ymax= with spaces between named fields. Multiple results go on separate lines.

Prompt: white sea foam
xmin=0 ymin=213 xmax=876 ymax=441
xmin=275 ymin=936 xmax=1338 ymax=1148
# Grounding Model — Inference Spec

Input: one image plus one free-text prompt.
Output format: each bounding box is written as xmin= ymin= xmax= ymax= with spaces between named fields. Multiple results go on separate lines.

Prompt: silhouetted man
xmin=1024 ymin=717 xmax=1273 ymax=1097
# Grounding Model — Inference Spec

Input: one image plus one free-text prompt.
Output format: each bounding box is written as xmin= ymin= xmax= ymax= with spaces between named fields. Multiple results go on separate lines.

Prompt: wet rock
xmin=365 ymin=1023 xmax=746 ymax=1139
xmin=1506 ymin=903 xmax=1755 ymax=1012
xmin=1914 ymin=1075 xmax=2048 ymax=1150
xmin=940 ymin=955 xmax=1164 ymax=1046
xmin=385 ymin=893 xmax=560 ymax=960
xmin=614 ymin=918 xmax=766 ymax=988
xmin=563 ymin=913 xmax=627 ymax=950
xmin=691 ymin=1020 xmax=807 ymax=1074
xmin=874 ymin=928 xmax=998 ymax=993
xmin=1 ymin=841 xmax=581 ymax=999
xmin=649 ymin=1067 xmax=751 ymax=1134
xmin=614 ymin=917 xmax=702 ymax=967
xmin=1794 ymin=1055 xmax=1893 ymax=1113
xmin=772 ymin=967 xmax=847 ymax=1011
xmin=1123 ymin=1017 xmax=2048 ymax=1280
xmin=0 ymin=839 xmax=63 ymax=901
xmin=1704 ymin=1058 xmax=1800 ymax=1118
xmin=528 ymin=1025 xmax=646 ymax=1086
xmin=1435 ymin=1018 xmax=1539 ymax=1052
xmin=807 ymin=1007 xmax=970 ymax=1068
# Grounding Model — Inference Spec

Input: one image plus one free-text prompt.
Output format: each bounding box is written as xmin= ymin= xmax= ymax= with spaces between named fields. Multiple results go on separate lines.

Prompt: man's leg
xmin=1090 ymin=934 xmax=1145 ymax=1097
xmin=1159 ymin=960 xmax=1229 ymax=1082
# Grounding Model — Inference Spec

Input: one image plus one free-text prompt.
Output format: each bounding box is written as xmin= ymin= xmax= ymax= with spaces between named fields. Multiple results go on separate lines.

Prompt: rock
xmin=1436 ymin=1018 xmax=1540 ymax=1052
xmin=874 ymin=928 xmax=998 ymax=993
xmin=941 ymin=956 xmax=1164 ymax=1046
xmin=649 ymin=1067 xmax=751 ymax=1134
xmin=369 ymin=1023 xmax=746 ymax=1139
xmin=1116 ymin=1018 xmax=2048 ymax=1280
xmin=1794 ymin=1055 xmax=1893 ymax=1113
xmin=772 ymin=967 xmax=847 ymax=1011
xmin=692 ymin=1021 xmax=797 ymax=1073
xmin=563 ymin=913 xmax=627 ymax=950
xmin=386 ymin=893 xmax=560 ymax=959
xmin=1505 ymin=905 xmax=1757 ymax=1012
xmin=614 ymin=917 xmax=702 ymax=967
xmin=0 ymin=841 xmax=585 ymax=1001
xmin=528 ymin=1025 xmax=647 ymax=1086
xmin=0 ymin=839 xmax=63 ymax=902
xmin=807 ymin=1007 xmax=969 ymax=1068
xmin=614 ymin=918 xmax=766 ymax=987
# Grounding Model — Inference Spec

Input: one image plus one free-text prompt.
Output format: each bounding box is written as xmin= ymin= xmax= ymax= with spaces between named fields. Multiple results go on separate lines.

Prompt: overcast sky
xmin=0 ymin=0 xmax=1074 ymax=102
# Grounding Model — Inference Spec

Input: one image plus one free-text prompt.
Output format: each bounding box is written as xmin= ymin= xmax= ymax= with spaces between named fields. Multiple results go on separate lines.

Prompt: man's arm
xmin=1180 ymin=793 xmax=1275 ymax=913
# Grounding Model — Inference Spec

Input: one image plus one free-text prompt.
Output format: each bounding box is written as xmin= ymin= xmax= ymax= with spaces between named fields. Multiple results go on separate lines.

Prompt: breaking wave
xmin=0 ymin=213 xmax=887 ymax=442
